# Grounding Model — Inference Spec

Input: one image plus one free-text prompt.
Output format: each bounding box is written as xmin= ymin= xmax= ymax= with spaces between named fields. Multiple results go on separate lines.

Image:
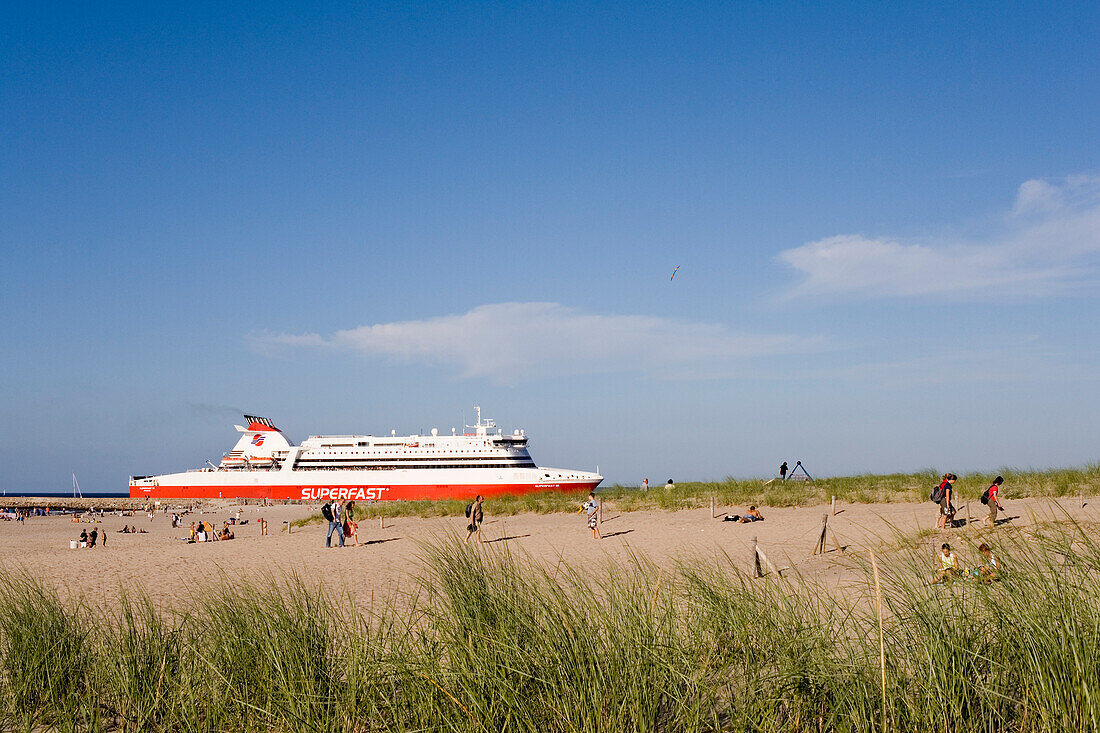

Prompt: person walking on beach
xmin=332 ymin=501 xmax=345 ymax=547
xmin=581 ymin=492 xmax=601 ymax=539
xmin=640 ymin=478 xmax=649 ymax=491
xmin=88 ymin=528 xmax=98 ymax=548
xmin=465 ymin=495 xmax=484 ymax=545
xmin=779 ymin=461 xmax=788 ymax=480
xmin=982 ymin=476 xmax=1004 ymax=525
xmin=935 ymin=474 xmax=956 ymax=529
xmin=666 ymin=479 xmax=675 ymax=491
xmin=322 ymin=500 xmax=343 ymax=547
xmin=343 ymin=501 xmax=359 ymax=547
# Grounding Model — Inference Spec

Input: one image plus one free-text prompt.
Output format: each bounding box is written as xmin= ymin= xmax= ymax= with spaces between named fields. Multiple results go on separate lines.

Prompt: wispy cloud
xmin=254 ymin=302 xmax=822 ymax=382
xmin=779 ymin=175 xmax=1100 ymax=298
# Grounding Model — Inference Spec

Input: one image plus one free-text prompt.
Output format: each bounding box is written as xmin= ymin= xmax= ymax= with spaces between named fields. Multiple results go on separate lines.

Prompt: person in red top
xmin=936 ymin=473 xmax=957 ymax=529
xmin=984 ymin=476 xmax=1004 ymax=525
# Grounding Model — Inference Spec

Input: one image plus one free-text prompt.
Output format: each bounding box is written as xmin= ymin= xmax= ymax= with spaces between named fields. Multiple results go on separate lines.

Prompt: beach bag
xmin=321 ymin=502 xmax=334 ymax=522
xmin=930 ymin=484 xmax=946 ymax=504
xmin=980 ymin=488 xmax=990 ymax=505
xmin=465 ymin=503 xmax=473 ymax=518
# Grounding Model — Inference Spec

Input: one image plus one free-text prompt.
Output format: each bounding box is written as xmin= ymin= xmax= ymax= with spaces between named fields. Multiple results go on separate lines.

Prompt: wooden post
xmin=831 ymin=496 xmax=836 ymax=516
xmin=711 ymin=496 xmax=716 ymax=519
xmin=813 ymin=514 xmax=828 ymax=555
xmin=379 ymin=515 xmax=384 ymax=530
xmin=756 ymin=545 xmax=779 ymax=576
xmin=831 ymin=524 xmax=844 ymax=555
xmin=966 ymin=502 xmax=971 ymax=526
xmin=751 ymin=536 xmax=761 ymax=578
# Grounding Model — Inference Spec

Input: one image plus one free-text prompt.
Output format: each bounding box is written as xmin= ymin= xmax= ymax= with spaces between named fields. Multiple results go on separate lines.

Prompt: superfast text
xmin=300 ymin=487 xmax=389 ymax=501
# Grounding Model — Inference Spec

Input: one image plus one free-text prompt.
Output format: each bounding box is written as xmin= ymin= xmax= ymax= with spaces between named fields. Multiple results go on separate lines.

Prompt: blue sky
xmin=3 ymin=2 xmax=1099 ymax=491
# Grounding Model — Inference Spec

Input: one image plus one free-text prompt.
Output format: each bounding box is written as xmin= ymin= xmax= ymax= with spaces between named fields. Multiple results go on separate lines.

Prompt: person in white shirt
xmin=581 ymin=493 xmax=601 ymax=540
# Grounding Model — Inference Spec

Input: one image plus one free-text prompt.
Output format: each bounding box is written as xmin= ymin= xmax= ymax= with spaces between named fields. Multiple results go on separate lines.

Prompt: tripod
xmin=787 ymin=460 xmax=814 ymax=482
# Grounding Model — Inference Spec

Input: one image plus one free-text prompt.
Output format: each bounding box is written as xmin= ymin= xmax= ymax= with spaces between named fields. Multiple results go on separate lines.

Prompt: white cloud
xmin=779 ymin=175 xmax=1100 ymax=298
xmin=255 ymin=302 xmax=820 ymax=382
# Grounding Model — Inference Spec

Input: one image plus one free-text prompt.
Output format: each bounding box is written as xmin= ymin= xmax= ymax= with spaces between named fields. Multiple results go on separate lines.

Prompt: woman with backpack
xmin=464 ymin=495 xmax=484 ymax=545
xmin=982 ymin=476 xmax=1004 ymax=525
xmin=935 ymin=474 xmax=957 ymax=529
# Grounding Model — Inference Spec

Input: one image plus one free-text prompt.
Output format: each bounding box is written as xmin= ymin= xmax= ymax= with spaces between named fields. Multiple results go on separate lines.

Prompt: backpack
xmin=980 ymin=488 xmax=990 ymax=505
xmin=930 ymin=483 xmax=946 ymax=504
xmin=321 ymin=502 xmax=334 ymax=522
xmin=465 ymin=503 xmax=473 ymax=518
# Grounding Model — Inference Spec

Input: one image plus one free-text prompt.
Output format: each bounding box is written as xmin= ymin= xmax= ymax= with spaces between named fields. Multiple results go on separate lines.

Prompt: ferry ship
xmin=129 ymin=409 xmax=602 ymax=501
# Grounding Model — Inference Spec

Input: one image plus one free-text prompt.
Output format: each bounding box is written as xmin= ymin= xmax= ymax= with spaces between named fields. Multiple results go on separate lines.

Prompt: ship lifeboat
xmin=220 ymin=455 xmax=246 ymax=468
xmin=244 ymin=456 xmax=275 ymax=467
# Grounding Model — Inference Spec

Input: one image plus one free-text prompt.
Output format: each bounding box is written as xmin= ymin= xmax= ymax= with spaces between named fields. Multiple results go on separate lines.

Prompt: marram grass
xmin=3 ymin=525 xmax=1100 ymax=731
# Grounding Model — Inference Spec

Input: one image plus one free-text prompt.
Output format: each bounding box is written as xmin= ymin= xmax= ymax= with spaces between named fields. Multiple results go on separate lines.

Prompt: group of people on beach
xmin=320 ymin=500 xmax=360 ymax=547
xmin=76 ymin=528 xmax=101 ymax=548
xmin=934 ymin=542 xmax=999 ymax=584
xmin=933 ymin=474 xmax=1005 ymax=528
xmin=189 ymin=520 xmax=236 ymax=542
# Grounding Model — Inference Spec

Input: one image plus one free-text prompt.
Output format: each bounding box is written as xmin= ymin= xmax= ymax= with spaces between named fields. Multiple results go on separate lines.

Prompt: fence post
xmin=831 ymin=495 xmax=836 ymax=516
xmin=813 ymin=514 xmax=828 ymax=555
xmin=751 ymin=536 xmax=761 ymax=578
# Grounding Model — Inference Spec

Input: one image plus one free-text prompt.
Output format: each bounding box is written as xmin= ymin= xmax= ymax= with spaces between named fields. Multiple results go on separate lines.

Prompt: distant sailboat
xmin=73 ymin=472 xmax=82 ymax=499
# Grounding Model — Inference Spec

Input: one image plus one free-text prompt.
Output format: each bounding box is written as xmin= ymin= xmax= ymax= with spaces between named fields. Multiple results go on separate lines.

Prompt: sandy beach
xmin=1 ymin=495 xmax=1094 ymax=611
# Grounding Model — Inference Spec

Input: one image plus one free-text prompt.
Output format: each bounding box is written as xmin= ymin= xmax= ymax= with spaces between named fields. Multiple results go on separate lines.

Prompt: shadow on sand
xmin=485 ymin=534 xmax=532 ymax=544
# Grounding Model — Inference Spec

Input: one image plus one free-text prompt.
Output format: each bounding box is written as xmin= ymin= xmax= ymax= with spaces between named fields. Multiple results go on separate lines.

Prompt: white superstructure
xmin=130 ymin=408 xmax=602 ymax=501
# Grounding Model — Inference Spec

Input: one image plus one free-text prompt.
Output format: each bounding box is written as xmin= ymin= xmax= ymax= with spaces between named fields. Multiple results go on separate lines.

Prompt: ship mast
xmin=465 ymin=405 xmax=496 ymax=436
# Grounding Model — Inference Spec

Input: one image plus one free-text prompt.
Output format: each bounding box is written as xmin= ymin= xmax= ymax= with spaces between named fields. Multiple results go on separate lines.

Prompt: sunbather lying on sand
xmin=722 ymin=506 xmax=765 ymax=523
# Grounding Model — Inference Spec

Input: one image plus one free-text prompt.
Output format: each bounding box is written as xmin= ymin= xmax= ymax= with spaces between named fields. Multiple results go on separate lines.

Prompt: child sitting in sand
xmin=934 ymin=543 xmax=960 ymax=583
xmin=976 ymin=543 xmax=998 ymax=583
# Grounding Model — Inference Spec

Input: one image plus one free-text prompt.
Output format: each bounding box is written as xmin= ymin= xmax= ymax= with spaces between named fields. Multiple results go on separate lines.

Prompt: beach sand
xmin=1 ymin=495 xmax=1094 ymax=611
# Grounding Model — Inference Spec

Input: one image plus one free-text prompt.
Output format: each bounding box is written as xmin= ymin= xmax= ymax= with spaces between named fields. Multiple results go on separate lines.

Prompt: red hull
xmin=129 ymin=481 xmax=601 ymax=502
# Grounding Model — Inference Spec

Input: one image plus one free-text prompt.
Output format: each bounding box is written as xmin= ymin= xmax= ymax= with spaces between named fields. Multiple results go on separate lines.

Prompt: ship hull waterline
xmin=129 ymin=476 xmax=602 ymax=502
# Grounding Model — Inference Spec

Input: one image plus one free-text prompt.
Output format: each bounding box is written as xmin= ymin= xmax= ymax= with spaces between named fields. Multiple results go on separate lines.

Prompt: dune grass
xmin=3 ymin=524 xmax=1100 ymax=730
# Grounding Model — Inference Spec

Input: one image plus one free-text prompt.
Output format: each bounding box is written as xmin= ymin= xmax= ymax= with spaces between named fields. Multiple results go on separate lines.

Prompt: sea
xmin=1 ymin=491 xmax=129 ymax=498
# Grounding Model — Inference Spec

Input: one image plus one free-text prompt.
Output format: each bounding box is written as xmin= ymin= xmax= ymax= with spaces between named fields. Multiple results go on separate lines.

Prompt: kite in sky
xmin=670 ymin=265 xmax=680 ymax=281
